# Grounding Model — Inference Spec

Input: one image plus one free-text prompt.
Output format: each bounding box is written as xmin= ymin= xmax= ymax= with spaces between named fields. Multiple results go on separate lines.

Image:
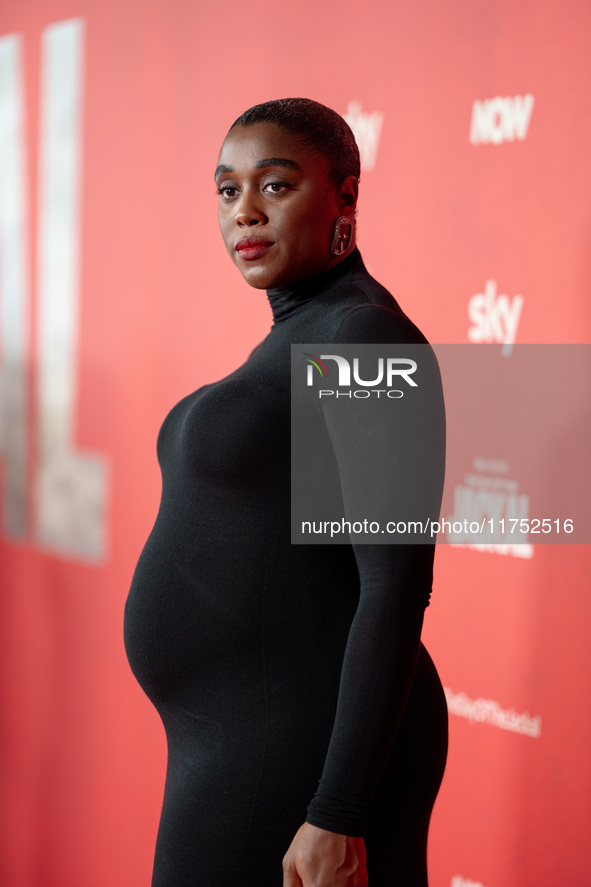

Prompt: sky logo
xmin=468 ymin=280 xmax=524 ymax=356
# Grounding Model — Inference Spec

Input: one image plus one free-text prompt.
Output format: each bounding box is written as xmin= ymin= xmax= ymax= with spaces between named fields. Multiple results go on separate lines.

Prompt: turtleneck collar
xmin=266 ymin=248 xmax=362 ymax=323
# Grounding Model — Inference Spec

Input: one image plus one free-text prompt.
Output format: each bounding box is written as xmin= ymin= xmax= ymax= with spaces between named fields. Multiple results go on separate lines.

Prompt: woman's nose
xmin=234 ymin=190 xmax=267 ymax=226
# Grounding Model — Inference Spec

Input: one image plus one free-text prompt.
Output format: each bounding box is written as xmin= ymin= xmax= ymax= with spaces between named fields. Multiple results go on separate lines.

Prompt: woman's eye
xmin=217 ymin=186 xmax=238 ymax=199
xmin=263 ymin=182 xmax=289 ymax=193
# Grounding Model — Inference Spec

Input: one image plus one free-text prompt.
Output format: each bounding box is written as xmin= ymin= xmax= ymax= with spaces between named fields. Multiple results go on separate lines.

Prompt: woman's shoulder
xmin=325 ymin=261 xmax=429 ymax=346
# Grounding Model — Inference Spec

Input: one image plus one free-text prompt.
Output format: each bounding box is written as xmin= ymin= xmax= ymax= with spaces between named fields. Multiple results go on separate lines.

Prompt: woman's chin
xmin=235 ymin=260 xmax=282 ymax=290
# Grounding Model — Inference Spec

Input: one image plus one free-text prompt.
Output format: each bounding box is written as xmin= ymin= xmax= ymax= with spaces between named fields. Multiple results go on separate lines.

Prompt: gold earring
xmin=331 ymin=216 xmax=352 ymax=256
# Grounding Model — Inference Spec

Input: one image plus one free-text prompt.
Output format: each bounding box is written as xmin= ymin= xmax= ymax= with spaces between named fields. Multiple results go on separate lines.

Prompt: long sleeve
xmin=305 ymin=304 xmax=445 ymax=836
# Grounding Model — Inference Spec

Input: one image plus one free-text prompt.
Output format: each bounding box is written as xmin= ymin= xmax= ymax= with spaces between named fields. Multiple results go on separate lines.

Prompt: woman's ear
xmin=338 ymin=175 xmax=359 ymax=214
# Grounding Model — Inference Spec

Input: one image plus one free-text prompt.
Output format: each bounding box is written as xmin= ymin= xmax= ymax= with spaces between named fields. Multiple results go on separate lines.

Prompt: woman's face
xmin=215 ymin=122 xmax=357 ymax=289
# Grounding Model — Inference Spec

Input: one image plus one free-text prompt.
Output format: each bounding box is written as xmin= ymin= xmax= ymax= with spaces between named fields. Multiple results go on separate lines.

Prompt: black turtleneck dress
xmin=124 ymin=249 xmax=448 ymax=887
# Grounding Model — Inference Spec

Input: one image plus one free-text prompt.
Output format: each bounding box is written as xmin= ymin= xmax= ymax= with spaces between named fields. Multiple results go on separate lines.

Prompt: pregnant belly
xmin=123 ymin=519 xmax=272 ymax=705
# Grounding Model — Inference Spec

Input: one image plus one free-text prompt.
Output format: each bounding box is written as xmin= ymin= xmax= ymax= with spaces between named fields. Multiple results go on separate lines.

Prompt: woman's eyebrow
xmin=213 ymin=157 xmax=302 ymax=179
xmin=214 ymin=157 xmax=302 ymax=180
xmin=214 ymin=163 xmax=233 ymax=180
xmin=253 ymin=157 xmax=302 ymax=171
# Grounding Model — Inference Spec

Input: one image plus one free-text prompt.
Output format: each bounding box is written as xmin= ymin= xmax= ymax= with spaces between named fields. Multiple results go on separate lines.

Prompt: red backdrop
xmin=0 ymin=1 xmax=589 ymax=885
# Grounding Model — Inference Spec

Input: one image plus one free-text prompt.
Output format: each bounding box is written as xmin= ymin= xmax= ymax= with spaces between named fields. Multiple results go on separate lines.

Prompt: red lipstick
xmin=235 ymin=238 xmax=275 ymax=261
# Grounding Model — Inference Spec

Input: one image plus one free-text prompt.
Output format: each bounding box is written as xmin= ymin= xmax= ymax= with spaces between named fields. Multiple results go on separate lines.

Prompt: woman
xmin=124 ymin=98 xmax=448 ymax=887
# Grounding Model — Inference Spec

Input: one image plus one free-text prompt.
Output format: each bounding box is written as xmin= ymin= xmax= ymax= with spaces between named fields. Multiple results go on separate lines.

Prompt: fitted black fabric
xmin=124 ymin=249 xmax=448 ymax=886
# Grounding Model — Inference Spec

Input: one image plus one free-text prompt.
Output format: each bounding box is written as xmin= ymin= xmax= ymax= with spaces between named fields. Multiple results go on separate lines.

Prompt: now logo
xmin=469 ymin=94 xmax=534 ymax=145
xmin=343 ymin=100 xmax=384 ymax=172
xmin=468 ymin=280 xmax=524 ymax=356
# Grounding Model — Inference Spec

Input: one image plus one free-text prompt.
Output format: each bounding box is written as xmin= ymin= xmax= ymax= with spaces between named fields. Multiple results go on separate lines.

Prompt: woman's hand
xmin=282 ymin=822 xmax=368 ymax=887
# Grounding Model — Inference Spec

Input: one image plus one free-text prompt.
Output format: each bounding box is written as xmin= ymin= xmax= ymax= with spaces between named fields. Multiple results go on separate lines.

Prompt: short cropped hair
xmin=229 ymin=98 xmax=360 ymax=185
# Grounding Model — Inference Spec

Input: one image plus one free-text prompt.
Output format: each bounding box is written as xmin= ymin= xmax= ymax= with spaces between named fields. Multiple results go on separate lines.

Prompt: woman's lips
xmin=234 ymin=238 xmax=275 ymax=261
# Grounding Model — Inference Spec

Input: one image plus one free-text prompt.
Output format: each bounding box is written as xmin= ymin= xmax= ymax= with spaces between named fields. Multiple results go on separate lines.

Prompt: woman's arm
xmin=285 ymin=306 xmax=445 ymax=883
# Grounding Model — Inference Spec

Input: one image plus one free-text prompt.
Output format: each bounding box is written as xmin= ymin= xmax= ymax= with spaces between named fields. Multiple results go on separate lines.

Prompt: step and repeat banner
xmin=0 ymin=1 xmax=589 ymax=885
